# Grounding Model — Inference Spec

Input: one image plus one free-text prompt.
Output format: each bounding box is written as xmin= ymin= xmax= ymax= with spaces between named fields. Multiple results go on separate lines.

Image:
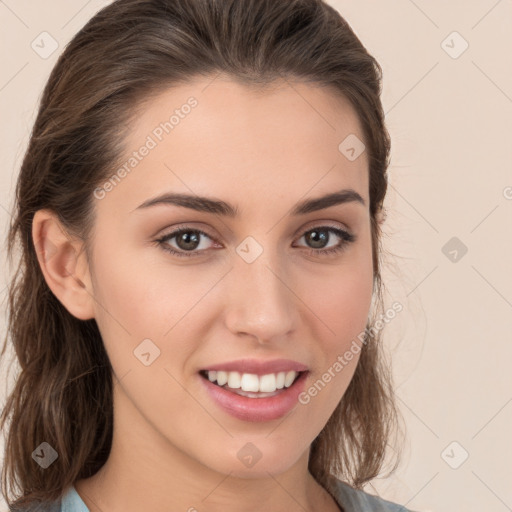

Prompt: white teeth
xmin=284 ymin=370 xmax=297 ymax=387
xmin=240 ymin=373 xmax=260 ymax=392
xmin=227 ymin=371 xmax=241 ymax=389
xmin=275 ymin=372 xmax=286 ymax=389
xmin=259 ymin=373 xmax=276 ymax=393
xmin=205 ymin=370 xmax=300 ymax=392
xmin=216 ymin=371 xmax=228 ymax=386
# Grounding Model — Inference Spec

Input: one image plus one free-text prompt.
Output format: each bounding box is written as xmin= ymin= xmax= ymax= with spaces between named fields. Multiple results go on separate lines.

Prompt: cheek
xmin=307 ymin=242 xmax=374 ymax=347
xmin=91 ymin=234 xmax=188 ymax=332
xmin=320 ymin=270 xmax=373 ymax=343
xmin=90 ymin=244 xmax=218 ymax=380
xmin=296 ymin=265 xmax=373 ymax=424
xmin=299 ymin=239 xmax=374 ymax=409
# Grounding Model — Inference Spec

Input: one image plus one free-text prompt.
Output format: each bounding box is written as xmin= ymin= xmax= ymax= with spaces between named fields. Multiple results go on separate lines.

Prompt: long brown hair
xmin=1 ymin=0 xmax=403 ymax=507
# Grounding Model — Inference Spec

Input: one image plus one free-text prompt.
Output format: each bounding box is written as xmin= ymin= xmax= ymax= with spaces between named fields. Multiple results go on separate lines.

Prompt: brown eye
xmin=295 ymin=226 xmax=355 ymax=256
xmin=174 ymin=231 xmax=201 ymax=251
xmin=156 ymin=228 xmax=215 ymax=258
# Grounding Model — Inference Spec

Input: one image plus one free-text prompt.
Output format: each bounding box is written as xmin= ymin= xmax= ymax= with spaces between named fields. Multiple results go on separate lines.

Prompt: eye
xmin=155 ymin=227 xmax=217 ymax=258
xmin=294 ymin=226 xmax=356 ymax=257
xmin=155 ymin=225 xmax=356 ymax=259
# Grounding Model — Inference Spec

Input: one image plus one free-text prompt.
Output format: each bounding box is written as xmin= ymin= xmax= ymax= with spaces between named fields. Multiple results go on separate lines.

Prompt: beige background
xmin=1 ymin=1 xmax=511 ymax=511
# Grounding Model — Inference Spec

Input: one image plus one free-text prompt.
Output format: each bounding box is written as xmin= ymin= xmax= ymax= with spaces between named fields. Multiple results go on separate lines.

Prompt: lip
xmin=199 ymin=370 xmax=309 ymax=422
xmin=201 ymin=358 xmax=309 ymax=376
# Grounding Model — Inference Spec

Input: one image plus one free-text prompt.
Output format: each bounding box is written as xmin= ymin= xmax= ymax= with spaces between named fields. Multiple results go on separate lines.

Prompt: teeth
xmin=227 ymin=371 xmax=241 ymax=389
xmin=216 ymin=371 xmax=228 ymax=386
xmin=259 ymin=373 xmax=276 ymax=392
xmin=205 ymin=370 xmax=300 ymax=392
xmin=241 ymin=373 xmax=260 ymax=392
xmin=284 ymin=370 xmax=297 ymax=387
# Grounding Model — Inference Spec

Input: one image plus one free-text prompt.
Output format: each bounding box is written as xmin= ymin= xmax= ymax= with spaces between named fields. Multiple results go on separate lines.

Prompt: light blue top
xmin=60 ymin=485 xmax=88 ymax=512
xmin=62 ymin=477 xmax=414 ymax=512
xmin=11 ymin=477 xmax=416 ymax=511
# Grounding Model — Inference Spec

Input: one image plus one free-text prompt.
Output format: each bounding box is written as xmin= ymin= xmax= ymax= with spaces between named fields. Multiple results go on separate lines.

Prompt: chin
xmin=220 ymin=443 xmax=305 ymax=479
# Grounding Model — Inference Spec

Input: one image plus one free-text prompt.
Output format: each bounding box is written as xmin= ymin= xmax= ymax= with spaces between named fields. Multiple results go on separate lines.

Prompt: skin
xmin=33 ymin=75 xmax=378 ymax=512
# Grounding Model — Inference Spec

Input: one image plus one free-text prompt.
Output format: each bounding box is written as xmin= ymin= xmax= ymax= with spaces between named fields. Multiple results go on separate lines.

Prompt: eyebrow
xmin=132 ymin=189 xmax=365 ymax=217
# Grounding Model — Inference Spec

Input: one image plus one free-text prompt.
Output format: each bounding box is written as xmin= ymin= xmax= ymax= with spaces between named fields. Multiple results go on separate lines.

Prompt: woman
xmin=1 ymin=1 xmax=413 ymax=511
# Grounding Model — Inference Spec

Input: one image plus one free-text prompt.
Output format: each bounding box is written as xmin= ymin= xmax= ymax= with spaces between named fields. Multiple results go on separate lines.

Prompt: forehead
xmin=97 ymin=76 xmax=369 ymax=217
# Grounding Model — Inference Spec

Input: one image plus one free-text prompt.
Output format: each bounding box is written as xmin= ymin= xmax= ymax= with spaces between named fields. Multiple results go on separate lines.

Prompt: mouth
xmin=198 ymin=368 xmax=309 ymax=422
xmin=198 ymin=369 xmax=306 ymax=398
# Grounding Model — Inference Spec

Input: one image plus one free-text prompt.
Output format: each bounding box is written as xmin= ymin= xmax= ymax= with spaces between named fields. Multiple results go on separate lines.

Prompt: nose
xmin=223 ymin=248 xmax=298 ymax=344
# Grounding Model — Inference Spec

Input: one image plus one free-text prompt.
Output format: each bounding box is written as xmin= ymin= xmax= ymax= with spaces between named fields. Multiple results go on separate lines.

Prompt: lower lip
xmin=199 ymin=371 xmax=309 ymax=422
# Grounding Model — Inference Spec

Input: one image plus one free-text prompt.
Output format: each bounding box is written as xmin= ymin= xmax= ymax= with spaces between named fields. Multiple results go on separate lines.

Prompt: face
xmin=81 ymin=77 xmax=374 ymax=478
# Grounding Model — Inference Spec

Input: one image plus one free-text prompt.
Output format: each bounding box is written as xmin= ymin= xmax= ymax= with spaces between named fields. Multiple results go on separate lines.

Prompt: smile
xmin=198 ymin=369 xmax=309 ymax=422
xmin=199 ymin=369 xmax=303 ymax=396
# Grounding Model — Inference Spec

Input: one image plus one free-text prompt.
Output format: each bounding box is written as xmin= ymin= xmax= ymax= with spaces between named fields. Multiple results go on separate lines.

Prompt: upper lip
xmin=201 ymin=358 xmax=308 ymax=376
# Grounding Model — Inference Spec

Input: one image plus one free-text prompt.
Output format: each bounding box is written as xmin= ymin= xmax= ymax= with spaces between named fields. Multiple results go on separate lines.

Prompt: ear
xmin=32 ymin=209 xmax=95 ymax=321
xmin=376 ymin=206 xmax=387 ymax=225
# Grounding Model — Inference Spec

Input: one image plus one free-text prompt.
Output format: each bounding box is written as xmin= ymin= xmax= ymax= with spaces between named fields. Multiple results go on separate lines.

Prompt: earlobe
xmin=32 ymin=209 xmax=95 ymax=321
xmin=376 ymin=206 xmax=387 ymax=225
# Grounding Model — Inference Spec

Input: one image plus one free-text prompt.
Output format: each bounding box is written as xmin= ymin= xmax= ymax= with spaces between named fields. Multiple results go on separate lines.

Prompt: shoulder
xmin=8 ymin=497 xmax=61 ymax=512
xmin=326 ymin=474 xmax=417 ymax=512
xmin=8 ymin=483 xmax=91 ymax=512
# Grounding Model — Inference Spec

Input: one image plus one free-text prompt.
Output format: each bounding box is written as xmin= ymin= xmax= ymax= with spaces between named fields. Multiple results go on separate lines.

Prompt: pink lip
xmin=201 ymin=358 xmax=308 ymax=376
xmin=199 ymin=370 xmax=309 ymax=422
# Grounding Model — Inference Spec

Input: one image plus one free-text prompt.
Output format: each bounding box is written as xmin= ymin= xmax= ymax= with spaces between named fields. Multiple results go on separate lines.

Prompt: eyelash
xmin=155 ymin=225 xmax=356 ymax=259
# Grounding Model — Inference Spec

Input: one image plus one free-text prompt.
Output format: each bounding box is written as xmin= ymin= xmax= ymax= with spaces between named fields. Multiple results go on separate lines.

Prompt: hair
xmin=1 ymin=0 xmax=404 ymax=508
